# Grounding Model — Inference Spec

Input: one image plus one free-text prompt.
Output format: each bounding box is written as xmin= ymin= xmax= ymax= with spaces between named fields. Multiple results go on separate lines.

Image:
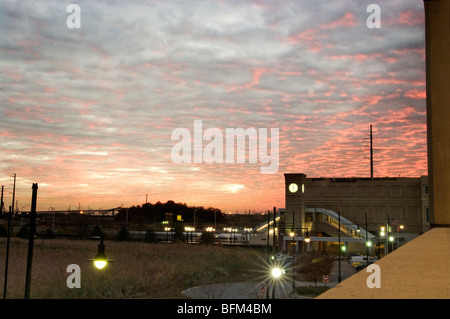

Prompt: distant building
xmin=280 ymin=173 xmax=429 ymax=254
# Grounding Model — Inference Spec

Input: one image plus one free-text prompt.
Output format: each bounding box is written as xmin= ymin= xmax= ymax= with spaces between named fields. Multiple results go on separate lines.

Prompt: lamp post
xmin=20 ymin=183 xmax=110 ymax=299
xmin=336 ymin=211 xmax=361 ymax=283
xmin=165 ymin=226 xmax=171 ymax=242
xmin=193 ymin=208 xmax=200 ymax=231
xmin=338 ymin=210 xmax=341 ymax=283
xmin=289 ymin=230 xmax=295 ymax=293
xmin=365 ymin=212 xmax=371 ymax=266
xmin=287 ymin=228 xmax=310 ymax=293
xmin=3 ymin=174 xmax=16 ymax=299
xmin=270 ymin=267 xmax=284 ymax=299
xmin=94 ymin=234 xmax=108 ymax=270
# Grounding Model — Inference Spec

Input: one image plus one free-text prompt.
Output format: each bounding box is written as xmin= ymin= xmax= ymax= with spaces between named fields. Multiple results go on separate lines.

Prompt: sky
xmin=0 ymin=0 xmax=427 ymax=213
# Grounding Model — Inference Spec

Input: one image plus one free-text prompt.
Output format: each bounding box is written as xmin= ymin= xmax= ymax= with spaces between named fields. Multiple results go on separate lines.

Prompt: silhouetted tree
xmin=116 ymin=225 xmax=129 ymax=241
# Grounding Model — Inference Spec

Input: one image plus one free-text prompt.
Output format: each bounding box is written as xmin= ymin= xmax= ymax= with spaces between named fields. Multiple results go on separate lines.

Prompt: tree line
xmin=113 ymin=200 xmax=225 ymax=225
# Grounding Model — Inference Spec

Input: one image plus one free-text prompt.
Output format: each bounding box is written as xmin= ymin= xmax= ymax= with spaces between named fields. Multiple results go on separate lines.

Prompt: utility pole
xmin=266 ymin=209 xmax=270 ymax=299
xmin=267 ymin=210 xmax=270 ymax=262
xmin=370 ymin=124 xmax=374 ymax=180
xmin=3 ymin=173 xmax=16 ymax=299
xmin=0 ymin=186 xmax=3 ymax=213
xmin=25 ymin=183 xmax=38 ymax=299
xmin=273 ymin=207 xmax=276 ymax=249
xmin=11 ymin=174 xmax=16 ymax=216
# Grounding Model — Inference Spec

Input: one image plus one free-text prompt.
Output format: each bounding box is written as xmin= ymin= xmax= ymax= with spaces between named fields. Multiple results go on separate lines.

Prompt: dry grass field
xmin=0 ymin=237 xmax=266 ymax=299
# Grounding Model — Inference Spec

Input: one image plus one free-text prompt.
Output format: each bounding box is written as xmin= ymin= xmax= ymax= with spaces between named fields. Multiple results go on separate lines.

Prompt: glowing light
xmin=94 ymin=260 xmax=107 ymax=269
xmin=271 ymin=267 xmax=283 ymax=279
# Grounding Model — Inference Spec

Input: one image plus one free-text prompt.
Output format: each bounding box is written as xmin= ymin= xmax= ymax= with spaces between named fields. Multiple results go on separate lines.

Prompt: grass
xmin=295 ymin=286 xmax=330 ymax=298
xmin=0 ymin=237 xmax=266 ymax=299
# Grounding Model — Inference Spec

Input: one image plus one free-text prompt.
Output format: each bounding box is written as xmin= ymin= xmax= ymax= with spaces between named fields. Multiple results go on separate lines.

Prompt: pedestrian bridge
xmin=247 ymin=207 xmax=376 ymax=248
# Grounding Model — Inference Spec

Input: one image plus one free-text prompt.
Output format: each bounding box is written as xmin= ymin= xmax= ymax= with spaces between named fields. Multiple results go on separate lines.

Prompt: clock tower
xmin=283 ymin=173 xmax=306 ymax=237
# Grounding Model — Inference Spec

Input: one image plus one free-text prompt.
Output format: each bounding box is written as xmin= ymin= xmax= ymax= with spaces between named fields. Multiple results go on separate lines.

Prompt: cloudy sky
xmin=0 ymin=0 xmax=427 ymax=213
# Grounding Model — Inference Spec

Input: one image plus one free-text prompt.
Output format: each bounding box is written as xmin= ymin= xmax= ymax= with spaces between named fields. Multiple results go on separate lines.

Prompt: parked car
xmin=276 ymin=254 xmax=293 ymax=268
xmin=349 ymin=255 xmax=375 ymax=266
xmin=354 ymin=260 xmax=373 ymax=272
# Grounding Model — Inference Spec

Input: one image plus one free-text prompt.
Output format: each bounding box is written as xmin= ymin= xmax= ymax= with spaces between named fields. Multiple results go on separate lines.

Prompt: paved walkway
xmin=181 ymin=281 xmax=316 ymax=299
xmin=182 ymin=258 xmax=357 ymax=299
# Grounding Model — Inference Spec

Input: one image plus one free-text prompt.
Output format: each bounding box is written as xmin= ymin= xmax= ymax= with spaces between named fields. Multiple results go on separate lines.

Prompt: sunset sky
xmin=0 ymin=0 xmax=427 ymax=213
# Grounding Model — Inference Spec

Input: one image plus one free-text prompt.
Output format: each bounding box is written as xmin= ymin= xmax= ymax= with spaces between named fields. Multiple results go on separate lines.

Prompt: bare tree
xmin=296 ymin=252 xmax=335 ymax=287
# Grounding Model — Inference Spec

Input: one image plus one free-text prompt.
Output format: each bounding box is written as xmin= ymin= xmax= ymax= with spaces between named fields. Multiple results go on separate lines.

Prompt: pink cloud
xmin=287 ymin=28 xmax=323 ymax=52
xmin=329 ymin=53 xmax=397 ymax=64
xmin=404 ymin=89 xmax=426 ymax=99
xmin=45 ymin=87 xmax=58 ymax=93
xmin=226 ymin=67 xmax=268 ymax=92
xmin=395 ymin=10 xmax=424 ymax=26
xmin=320 ymin=12 xmax=358 ymax=29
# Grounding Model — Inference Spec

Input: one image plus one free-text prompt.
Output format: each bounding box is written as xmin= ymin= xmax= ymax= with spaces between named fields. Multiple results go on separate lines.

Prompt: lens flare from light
xmin=271 ymin=267 xmax=283 ymax=279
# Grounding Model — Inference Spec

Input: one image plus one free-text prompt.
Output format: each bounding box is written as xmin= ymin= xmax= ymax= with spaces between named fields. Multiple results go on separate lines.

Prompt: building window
xmin=425 ymin=207 xmax=429 ymax=222
xmin=424 ymin=185 xmax=429 ymax=194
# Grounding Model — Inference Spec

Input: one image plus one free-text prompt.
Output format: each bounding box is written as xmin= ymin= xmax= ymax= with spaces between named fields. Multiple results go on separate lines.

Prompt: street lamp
xmin=270 ymin=266 xmax=284 ymax=299
xmin=291 ymin=227 xmax=310 ymax=244
xmin=93 ymin=235 xmax=108 ymax=270
xmin=336 ymin=211 xmax=362 ymax=283
xmin=304 ymin=231 xmax=311 ymax=243
xmin=165 ymin=226 xmax=172 ymax=242
xmin=290 ymin=230 xmax=295 ymax=294
xmin=193 ymin=208 xmax=200 ymax=231
xmin=271 ymin=267 xmax=283 ymax=279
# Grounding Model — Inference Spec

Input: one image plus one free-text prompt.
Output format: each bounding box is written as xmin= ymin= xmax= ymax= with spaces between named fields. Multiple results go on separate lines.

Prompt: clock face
xmin=289 ymin=183 xmax=298 ymax=193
